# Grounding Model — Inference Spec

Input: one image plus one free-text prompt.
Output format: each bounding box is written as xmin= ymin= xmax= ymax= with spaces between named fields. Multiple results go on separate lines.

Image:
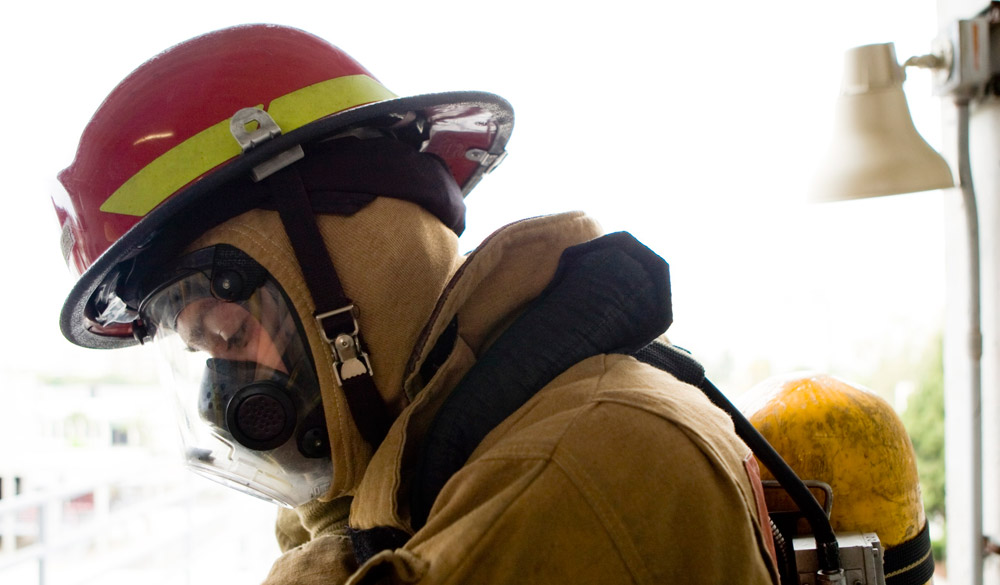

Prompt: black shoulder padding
xmin=410 ymin=232 xmax=672 ymax=530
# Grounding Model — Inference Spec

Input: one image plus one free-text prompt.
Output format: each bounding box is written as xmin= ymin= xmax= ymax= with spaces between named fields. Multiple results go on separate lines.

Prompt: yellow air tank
xmin=742 ymin=373 xmax=933 ymax=584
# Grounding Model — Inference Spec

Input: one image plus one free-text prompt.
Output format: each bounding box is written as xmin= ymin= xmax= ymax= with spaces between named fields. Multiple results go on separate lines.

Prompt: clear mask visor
xmin=140 ymin=246 xmax=332 ymax=507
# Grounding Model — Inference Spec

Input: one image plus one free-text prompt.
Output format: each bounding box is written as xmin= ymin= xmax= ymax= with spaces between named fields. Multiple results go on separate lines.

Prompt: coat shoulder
xmin=402 ymin=354 xmax=777 ymax=585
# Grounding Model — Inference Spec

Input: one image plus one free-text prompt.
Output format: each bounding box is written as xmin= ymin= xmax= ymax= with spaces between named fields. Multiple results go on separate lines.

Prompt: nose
xmin=176 ymin=298 xmax=288 ymax=374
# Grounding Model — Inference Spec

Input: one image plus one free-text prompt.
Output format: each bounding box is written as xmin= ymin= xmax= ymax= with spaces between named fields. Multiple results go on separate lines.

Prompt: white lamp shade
xmin=812 ymin=43 xmax=954 ymax=201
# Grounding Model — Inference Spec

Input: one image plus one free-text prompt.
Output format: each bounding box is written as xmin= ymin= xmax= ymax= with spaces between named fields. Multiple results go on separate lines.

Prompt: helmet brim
xmin=60 ymin=90 xmax=513 ymax=350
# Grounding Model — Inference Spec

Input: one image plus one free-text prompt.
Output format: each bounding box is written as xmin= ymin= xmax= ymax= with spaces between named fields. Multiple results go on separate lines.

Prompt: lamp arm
xmin=904 ymin=54 xmax=948 ymax=70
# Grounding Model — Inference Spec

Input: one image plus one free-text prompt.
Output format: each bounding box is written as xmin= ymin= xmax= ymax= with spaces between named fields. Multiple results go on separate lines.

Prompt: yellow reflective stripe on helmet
xmin=100 ymin=118 xmax=240 ymax=217
xmin=268 ymin=76 xmax=396 ymax=133
xmin=100 ymin=75 xmax=397 ymax=217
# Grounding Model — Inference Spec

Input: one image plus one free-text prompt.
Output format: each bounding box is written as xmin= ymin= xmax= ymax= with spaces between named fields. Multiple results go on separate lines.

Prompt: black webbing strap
xmin=265 ymin=165 xmax=391 ymax=448
xmin=632 ymin=343 xmax=843 ymax=575
xmin=884 ymin=522 xmax=935 ymax=585
xmin=347 ymin=525 xmax=412 ymax=566
xmin=265 ymin=166 xmax=354 ymax=335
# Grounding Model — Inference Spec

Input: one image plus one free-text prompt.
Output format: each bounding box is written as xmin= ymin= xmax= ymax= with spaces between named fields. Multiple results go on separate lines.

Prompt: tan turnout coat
xmin=262 ymin=212 xmax=778 ymax=585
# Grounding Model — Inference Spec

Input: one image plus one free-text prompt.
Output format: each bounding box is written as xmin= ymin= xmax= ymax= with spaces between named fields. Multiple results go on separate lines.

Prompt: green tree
xmin=900 ymin=336 xmax=945 ymax=521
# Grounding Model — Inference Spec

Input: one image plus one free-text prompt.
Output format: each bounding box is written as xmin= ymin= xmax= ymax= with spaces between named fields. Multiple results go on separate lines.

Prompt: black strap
xmin=267 ymin=167 xmax=352 ymax=323
xmin=884 ymin=522 xmax=935 ymax=585
xmin=632 ymin=344 xmax=843 ymax=574
xmin=249 ymin=137 xmax=468 ymax=447
xmin=266 ymin=165 xmax=391 ymax=447
xmin=347 ymin=525 xmax=411 ymax=565
xmin=633 ymin=342 xmax=706 ymax=386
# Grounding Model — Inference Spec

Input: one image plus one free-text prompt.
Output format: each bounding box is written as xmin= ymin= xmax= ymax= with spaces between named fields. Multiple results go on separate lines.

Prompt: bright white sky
xmin=0 ymin=0 xmax=950 ymax=395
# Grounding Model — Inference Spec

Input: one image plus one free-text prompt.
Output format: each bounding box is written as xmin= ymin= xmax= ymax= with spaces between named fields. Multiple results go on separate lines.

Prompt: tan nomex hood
xmin=188 ymin=197 xmax=464 ymax=499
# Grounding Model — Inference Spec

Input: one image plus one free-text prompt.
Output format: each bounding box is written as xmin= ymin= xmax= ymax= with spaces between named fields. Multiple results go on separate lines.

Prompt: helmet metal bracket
xmin=230 ymin=107 xmax=306 ymax=182
xmin=465 ymin=148 xmax=508 ymax=175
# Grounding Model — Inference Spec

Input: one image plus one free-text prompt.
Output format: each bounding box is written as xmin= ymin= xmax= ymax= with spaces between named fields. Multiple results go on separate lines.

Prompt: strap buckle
xmin=315 ymin=305 xmax=374 ymax=385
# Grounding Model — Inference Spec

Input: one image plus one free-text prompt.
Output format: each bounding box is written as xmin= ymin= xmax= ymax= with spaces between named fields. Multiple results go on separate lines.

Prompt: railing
xmin=0 ymin=468 xmax=278 ymax=585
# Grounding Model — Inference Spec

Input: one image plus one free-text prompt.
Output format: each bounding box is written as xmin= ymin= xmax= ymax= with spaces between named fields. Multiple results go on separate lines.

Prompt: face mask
xmin=138 ymin=245 xmax=332 ymax=507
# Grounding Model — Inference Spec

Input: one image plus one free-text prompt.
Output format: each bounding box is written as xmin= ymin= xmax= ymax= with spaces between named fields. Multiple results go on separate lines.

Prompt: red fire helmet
xmin=54 ymin=24 xmax=513 ymax=349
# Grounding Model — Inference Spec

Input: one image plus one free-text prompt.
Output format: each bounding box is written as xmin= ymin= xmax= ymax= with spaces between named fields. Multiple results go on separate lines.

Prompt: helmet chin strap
xmin=264 ymin=164 xmax=392 ymax=448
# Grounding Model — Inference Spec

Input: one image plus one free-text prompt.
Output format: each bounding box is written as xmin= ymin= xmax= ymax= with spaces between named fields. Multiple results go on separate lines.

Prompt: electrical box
xmin=933 ymin=17 xmax=992 ymax=96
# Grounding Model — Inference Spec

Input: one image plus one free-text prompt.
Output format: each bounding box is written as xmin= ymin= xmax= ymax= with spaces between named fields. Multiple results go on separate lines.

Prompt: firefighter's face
xmin=174 ymin=297 xmax=287 ymax=374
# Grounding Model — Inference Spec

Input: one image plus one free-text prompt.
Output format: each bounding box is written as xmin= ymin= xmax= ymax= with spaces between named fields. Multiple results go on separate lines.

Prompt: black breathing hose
xmin=697 ymin=378 xmax=843 ymax=575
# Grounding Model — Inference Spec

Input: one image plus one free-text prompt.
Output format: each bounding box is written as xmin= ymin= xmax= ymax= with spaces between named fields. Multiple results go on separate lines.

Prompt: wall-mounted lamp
xmin=811 ymin=43 xmax=954 ymax=202
xmin=811 ymin=13 xmax=996 ymax=585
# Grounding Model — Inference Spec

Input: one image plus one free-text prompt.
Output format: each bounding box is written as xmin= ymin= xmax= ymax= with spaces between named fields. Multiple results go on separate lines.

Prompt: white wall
xmin=935 ymin=2 xmax=1000 ymax=585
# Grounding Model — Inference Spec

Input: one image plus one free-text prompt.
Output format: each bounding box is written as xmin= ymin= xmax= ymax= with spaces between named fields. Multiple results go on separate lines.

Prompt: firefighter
xmin=53 ymin=24 xmax=777 ymax=584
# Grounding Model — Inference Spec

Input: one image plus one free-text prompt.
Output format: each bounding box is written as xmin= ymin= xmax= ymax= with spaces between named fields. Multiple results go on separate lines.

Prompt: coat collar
xmin=349 ymin=211 xmax=603 ymax=531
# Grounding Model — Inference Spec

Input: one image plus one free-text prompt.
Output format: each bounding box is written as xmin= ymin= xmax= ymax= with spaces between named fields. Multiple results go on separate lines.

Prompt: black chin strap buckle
xmin=316 ymin=304 xmax=374 ymax=385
